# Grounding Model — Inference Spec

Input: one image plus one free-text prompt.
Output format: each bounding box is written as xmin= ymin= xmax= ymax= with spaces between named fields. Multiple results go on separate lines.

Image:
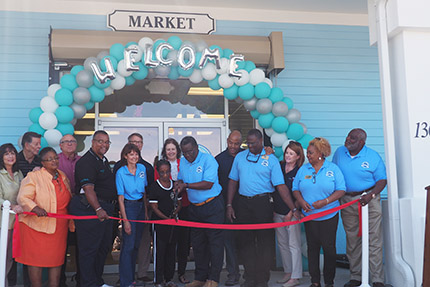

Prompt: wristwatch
xmin=371 ymin=193 xmax=376 ymax=199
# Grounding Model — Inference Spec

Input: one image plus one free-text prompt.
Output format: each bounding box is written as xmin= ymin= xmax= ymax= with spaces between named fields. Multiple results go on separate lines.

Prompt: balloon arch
xmin=27 ymin=35 xmax=314 ymax=160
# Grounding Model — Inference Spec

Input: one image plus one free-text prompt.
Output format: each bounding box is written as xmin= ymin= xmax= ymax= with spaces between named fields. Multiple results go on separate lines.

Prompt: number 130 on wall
xmin=415 ymin=122 xmax=430 ymax=138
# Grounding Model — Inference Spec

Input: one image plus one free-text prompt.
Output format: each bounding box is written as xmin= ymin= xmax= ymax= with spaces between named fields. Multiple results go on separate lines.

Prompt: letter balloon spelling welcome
xmin=27 ymin=35 xmax=314 ymax=160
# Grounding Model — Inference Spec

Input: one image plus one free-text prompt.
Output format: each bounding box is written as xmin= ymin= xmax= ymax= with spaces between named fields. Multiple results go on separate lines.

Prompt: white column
xmin=360 ymin=203 xmax=371 ymax=287
xmin=0 ymin=201 xmax=11 ymax=287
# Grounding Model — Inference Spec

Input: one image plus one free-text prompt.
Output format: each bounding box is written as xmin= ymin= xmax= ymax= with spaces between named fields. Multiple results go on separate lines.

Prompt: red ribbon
xmin=12 ymin=198 xmax=359 ymax=258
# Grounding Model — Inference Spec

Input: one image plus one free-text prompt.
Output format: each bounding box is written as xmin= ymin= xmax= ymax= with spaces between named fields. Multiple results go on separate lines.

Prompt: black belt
xmin=346 ymin=186 xmax=375 ymax=197
xmin=124 ymin=198 xmax=143 ymax=202
xmin=98 ymin=198 xmax=117 ymax=204
xmin=239 ymin=192 xmax=271 ymax=199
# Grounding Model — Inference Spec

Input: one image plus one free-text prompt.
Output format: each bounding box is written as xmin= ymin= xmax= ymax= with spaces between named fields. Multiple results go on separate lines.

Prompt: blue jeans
xmin=120 ymin=200 xmax=146 ymax=287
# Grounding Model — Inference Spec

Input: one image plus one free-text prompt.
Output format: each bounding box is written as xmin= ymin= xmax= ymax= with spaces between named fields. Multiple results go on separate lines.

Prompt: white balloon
xmin=167 ymin=50 xmax=179 ymax=67
xmin=216 ymin=58 xmax=229 ymax=74
xmin=286 ymin=109 xmax=301 ymax=123
xmin=138 ymin=37 xmax=154 ymax=52
xmin=71 ymin=102 xmax=87 ymax=119
xmin=39 ymin=112 xmax=58 ymax=130
xmin=298 ymin=122 xmax=308 ymax=134
xmin=265 ymin=128 xmax=275 ymax=137
xmin=96 ymin=50 xmax=109 ymax=61
xmin=155 ymin=65 xmax=171 ymax=77
xmin=83 ymin=57 xmax=98 ymax=71
xmin=117 ymin=60 xmax=133 ymax=77
xmin=282 ymin=140 xmax=292 ymax=152
xmin=128 ymin=44 xmax=143 ymax=62
xmin=271 ymin=132 xmax=288 ymax=147
xmin=263 ymin=78 xmax=273 ymax=88
xmin=256 ymin=98 xmax=273 ymax=114
xmin=47 ymin=84 xmax=61 ymax=98
xmin=44 ymin=129 xmax=63 ymax=146
xmin=189 ymin=69 xmax=203 ymax=84
xmin=40 ymin=96 xmax=59 ymax=113
xmin=104 ymin=87 xmax=114 ymax=96
xmin=110 ymin=75 xmax=126 ymax=90
xmin=218 ymin=73 xmax=234 ymax=89
xmin=201 ymin=63 xmax=217 ymax=81
xmin=249 ymin=68 xmax=265 ymax=85
xmin=233 ymin=70 xmax=249 ymax=86
xmin=195 ymin=40 xmax=208 ymax=52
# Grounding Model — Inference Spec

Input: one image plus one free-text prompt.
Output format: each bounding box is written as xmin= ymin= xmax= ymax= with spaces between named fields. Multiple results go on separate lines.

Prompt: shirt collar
xmin=89 ymin=148 xmax=108 ymax=163
xmin=346 ymin=145 xmax=367 ymax=158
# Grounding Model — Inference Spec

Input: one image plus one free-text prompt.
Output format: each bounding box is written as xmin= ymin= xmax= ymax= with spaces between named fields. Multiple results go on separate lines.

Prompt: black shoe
xmin=309 ymin=284 xmax=321 ymax=287
xmin=138 ymin=277 xmax=154 ymax=283
xmin=372 ymin=283 xmax=385 ymax=287
xmin=225 ymin=277 xmax=240 ymax=286
xmin=344 ymin=280 xmax=361 ymax=287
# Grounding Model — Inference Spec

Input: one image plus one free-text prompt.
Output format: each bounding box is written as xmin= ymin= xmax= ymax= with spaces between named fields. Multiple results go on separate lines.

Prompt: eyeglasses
xmin=43 ymin=157 xmax=59 ymax=162
xmin=312 ymin=172 xmax=317 ymax=184
xmin=246 ymin=151 xmax=260 ymax=163
xmin=60 ymin=140 xmax=77 ymax=144
xmin=129 ymin=140 xmax=143 ymax=145
xmin=182 ymin=149 xmax=196 ymax=156
xmin=94 ymin=139 xmax=111 ymax=145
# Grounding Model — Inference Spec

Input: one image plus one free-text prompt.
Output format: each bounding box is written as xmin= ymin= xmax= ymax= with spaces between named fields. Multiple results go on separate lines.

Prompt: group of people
xmin=0 ymin=127 xmax=387 ymax=287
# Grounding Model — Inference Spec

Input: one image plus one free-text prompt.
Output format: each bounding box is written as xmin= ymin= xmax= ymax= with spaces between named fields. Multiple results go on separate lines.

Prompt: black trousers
xmin=154 ymin=224 xmax=177 ymax=284
xmin=188 ymin=195 xmax=225 ymax=283
xmin=69 ymin=196 xmax=114 ymax=287
xmin=235 ymin=194 xmax=274 ymax=285
xmin=304 ymin=213 xmax=339 ymax=285
xmin=177 ymin=206 xmax=190 ymax=276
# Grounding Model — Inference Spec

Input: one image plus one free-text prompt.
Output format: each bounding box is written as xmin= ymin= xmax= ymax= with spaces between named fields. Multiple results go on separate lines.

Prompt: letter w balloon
xmin=91 ymin=58 xmax=116 ymax=84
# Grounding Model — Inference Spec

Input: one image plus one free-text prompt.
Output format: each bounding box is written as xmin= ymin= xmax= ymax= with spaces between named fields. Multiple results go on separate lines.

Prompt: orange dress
xmin=16 ymin=176 xmax=71 ymax=267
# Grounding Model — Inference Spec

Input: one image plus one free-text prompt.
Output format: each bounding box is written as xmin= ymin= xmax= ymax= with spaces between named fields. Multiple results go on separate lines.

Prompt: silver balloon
xmin=298 ymin=122 xmax=308 ymax=134
xmin=104 ymin=87 xmax=114 ymax=96
xmin=167 ymin=50 xmax=179 ymax=66
xmin=143 ymin=43 xmax=159 ymax=68
xmin=229 ymin=54 xmax=244 ymax=78
xmin=155 ymin=65 xmax=171 ymax=77
xmin=271 ymin=132 xmax=288 ymax=147
xmin=83 ymin=57 xmax=98 ymax=71
xmin=96 ymin=50 xmax=109 ymax=61
xmin=286 ymin=108 xmax=301 ymax=123
xmin=91 ymin=58 xmax=116 ymax=84
xmin=124 ymin=46 xmax=140 ymax=71
xmin=243 ymin=97 xmax=258 ymax=111
xmin=265 ymin=128 xmax=275 ymax=137
xmin=76 ymin=70 xmax=94 ymax=88
xmin=272 ymin=101 xmax=289 ymax=117
xmin=156 ymin=43 xmax=174 ymax=66
xmin=71 ymin=102 xmax=87 ymax=119
xmin=177 ymin=45 xmax=196 ymax=71
xmin=199 ymin=47 xmax=221 ymax=69
xmin=73 ymin=87 xmax=91 ymax=105
xmin=195 ymin=40 xmax=208 ymax=52
xmin=256 ymin=98 xmax=273 ymax=114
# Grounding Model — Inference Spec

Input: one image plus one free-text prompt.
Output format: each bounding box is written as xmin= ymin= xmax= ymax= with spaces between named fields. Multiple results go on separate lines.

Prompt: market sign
xmin=108 ymin=10 xmax=216 ymax=34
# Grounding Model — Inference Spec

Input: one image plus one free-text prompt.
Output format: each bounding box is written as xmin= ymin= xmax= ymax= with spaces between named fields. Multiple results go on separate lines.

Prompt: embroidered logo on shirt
xmin=139 ymin=171 xmax=145 ymax=178
xmin=196 ymin=166 xmax=203 ymax=173
xmin=261 ymin=155 xmax=269 ymax=160
xmin=261 ymin=160 xmax=269 ymax=167
xmin=326 ymin=171 xmax=334 ymax=177
xmin=305 ymin=175 xmax=312 ymax=179
xmin=361 ymin=162 xmax=370 ymax=169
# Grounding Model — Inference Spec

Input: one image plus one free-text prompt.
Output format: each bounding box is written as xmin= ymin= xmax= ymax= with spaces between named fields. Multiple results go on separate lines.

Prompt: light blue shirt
xmin=292 ymin=160 xmax=346 ymax=221
xmin=178 ymin=151 xmax=222 ymax=204
xmin=116 ymin=163 xmax=147 ymax=200
xmin=332 ymin=145 xmax=386 ymax=192
xmin=229 ymin=150 xmax=285 ymax=196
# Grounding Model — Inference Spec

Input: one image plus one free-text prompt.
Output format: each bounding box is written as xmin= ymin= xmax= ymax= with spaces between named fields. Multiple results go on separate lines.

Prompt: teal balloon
xmin=168 ymin=66 xmax=180 ymax=80
xmin=178 ymin=67 xmax=193 ymax=77
xmin=223 ymin=85 xmax=239 ymax=100
xmin=278 ymin=155 xmax=284 ymax=162
xmin=93 ymin=77 xmax=111 ymax=89
xmin=125 ymin=76 xmax=136 ymax=86
xmin=297 ymin=134 xmax=314 ymax=149
xmin=282 ymin=97 xmax=294 ymax=109
xmin=132 ymin=62 xmax=148 ymax=80
xmin=110 ymin=43 xmax=125 ymax=61
xmin=29 ymin=107 xmax=43 ymax=123
xmin=237 ymin=61 xmax=246 ymax=70
xmin=258 ymin=113 xmax=275 ymax=128
xmin=55 ymin=88 xmax=74 ymax=106
xmin=274 ymin=146 xmax=283 ymax=158
xmin=125 ymin=41 xmax=138 ymax=47
xmin=85 ymin=101 xmax=95 ymax=110
xmin=250 ymin=110 xmax=261 ymax=119
xmin=255 ymin=82 xmax=271 ymax=99
xmin=238 ymin=83 xmax=255 ymax=100
xmin=55 ymin=106 xmax=74 ymax=124
xmin=194 ymin=52 xmax=202 ymax=69
xmin=208 ymin=76 xmax=221 ymax=90
xmin=40 ymin=137 xmax=48 ymax=149
xmin=71 ymin=65 xmax=84 ymax=76
xmin=244 ymin=61 xmax=256 ymax=72
xmin=272 ymin=116 xmax=289 ymax=133
xmin=269 ymin=87 xmax=284 ymax=103
xmin=88 ymin=86 xmax=105 ymax=103
xmin=60 ymin=74 xmax=78 ymax=91
xmin=287 ymin=123 xmax=305 ymax=140
xmin=168 ymin=36 xmax=182 ymax=50
xmin=209 ymin=45 xmax=224 ymax=58
xmin=223 ymin=48 xmax=234 ymax=59
xmin=56 ymin=123 xmax=74 ymax=136
xmin=28 ymin=123 xmax=45 ymax=135
xmin=100 ymin=56 xmax=118 ymax=71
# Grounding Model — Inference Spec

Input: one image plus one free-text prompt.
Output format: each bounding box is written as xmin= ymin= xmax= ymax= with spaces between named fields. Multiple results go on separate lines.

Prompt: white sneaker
xmin=101 ymin=284 xmax=113 ymax=287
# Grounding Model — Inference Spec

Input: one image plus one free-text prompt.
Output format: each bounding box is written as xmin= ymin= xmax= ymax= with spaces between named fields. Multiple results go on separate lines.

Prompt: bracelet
xmin=95 ymin=207 xmax=102 ymax=212
xmin=326 ymin=198 xmax=329 ymax=204
xmin=292 ymin=208 xmax=298 ymax=212
xmin=226 ymin=203 xmax=233 ymax=207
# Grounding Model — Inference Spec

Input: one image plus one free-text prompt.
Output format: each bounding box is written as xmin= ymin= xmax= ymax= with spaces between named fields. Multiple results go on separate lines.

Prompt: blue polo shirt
xmin=116 ymin=163 xmax=148 ymax=200
xmin=178 ymin=151 xmax=222 ymax=204
xmin=229 ymin=150 xmax=285 ymax=197
xmin=292 ymin=160 xmax=346 ymax=221
xmin=332 ymin=145 xmax=386 ymax=192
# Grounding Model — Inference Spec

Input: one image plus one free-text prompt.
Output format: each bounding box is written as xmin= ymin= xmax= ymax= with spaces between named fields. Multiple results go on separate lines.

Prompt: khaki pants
xmin=136 ymin=222 xmax=152 ymax=278
xmin=340 ymin=193 xmax=384 ymax=283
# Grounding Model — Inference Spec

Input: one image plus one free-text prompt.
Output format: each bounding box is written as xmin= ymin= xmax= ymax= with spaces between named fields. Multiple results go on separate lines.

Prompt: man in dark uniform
xmin=69 ymin=130 xmax=117 ymax=287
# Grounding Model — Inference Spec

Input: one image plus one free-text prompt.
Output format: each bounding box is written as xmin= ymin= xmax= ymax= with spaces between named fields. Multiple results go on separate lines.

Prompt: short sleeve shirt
xmin=178 ymin=151 xmax=222 ymax=204
xmin=292 ymin=160 xmax=346 ymax=221
xmin=148 ymin=180 xmax=182 ymax=219
xmin=116 ymin=163 xmax=147 ymax=200
xmin=273 ymin=164 xmax=299 ymax=215
xmin=75 ymin=148 xmax=116 ymax=201
xmin=332 ymin=145 xmax=387 ymax=192
xmin=229 ymin=150 xmax=285 ymax=196
xmin=17 ymin=151 xmax=42 ymax=177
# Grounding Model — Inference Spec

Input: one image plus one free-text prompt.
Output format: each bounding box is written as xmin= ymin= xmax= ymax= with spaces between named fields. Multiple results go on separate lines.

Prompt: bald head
xmin=227 ymin=130 xmax=242 ymax=157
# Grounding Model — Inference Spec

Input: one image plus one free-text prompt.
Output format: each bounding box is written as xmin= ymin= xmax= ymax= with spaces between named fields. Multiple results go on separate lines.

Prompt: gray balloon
xmin=286 ymin=108 xmax=301 ymax=123
xmin=71 ymin=102 xmax=87 ymax=119
xmin=299 ymin=122 xmax=307 ymax=134
xmin=272 ymin=101 xmax=289 ymax=117
xmin=243 ymin=97 xmax=258 ymax=111
xmin=73 ymin=87 xmax=91 ymax=105
xmin=256 ymin=98 xmax=273 ymax=114
xmin=76 ymin=70 xmax=94 ymax=88
xmin=84 ymin=57 xmax=98 ymax=71
xmin=97 ymin=50 xmax=110 ymax=61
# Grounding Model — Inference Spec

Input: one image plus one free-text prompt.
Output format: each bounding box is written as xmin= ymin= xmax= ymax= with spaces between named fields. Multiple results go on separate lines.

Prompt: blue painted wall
xmin=0 ymin=11 xmax=384 ymax=254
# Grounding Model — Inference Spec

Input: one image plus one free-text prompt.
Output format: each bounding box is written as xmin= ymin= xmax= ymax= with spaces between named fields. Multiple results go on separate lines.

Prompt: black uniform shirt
xmin=273 ymin=164 xmax=299 ymax=215
xmin=148 ymin=180 xmax=181 ymax=220
xmin=215 ymin=148 xmax=244 ymax=202
xmin=17 ymin=151 xmax=42 ymax=177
